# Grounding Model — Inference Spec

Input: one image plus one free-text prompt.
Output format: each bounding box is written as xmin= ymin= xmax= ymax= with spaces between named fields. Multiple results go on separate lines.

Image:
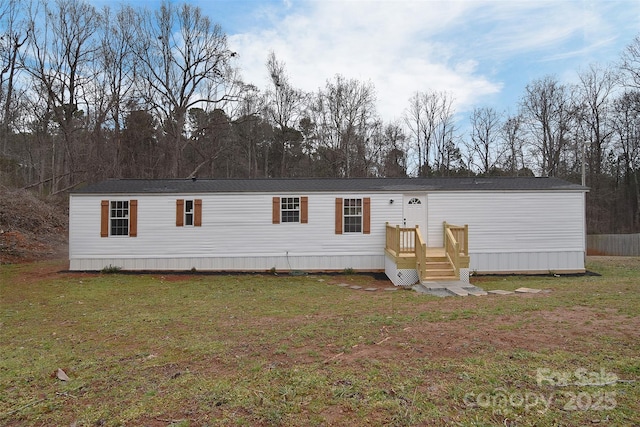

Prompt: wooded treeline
xmin=1 ymin=0 xmax=639 ymax=233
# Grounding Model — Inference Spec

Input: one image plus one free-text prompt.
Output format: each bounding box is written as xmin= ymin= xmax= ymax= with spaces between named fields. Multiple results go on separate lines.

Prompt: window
xmin=408 ymin=197 xmax=422 ymax=205
xmin=185 ymin=200 xmax=194 ymax=226
xmin=110 ymin=201 xmax=129 ymax=235
xmin=343 ymin=198 xmax=362 ymax=232
xmin=335 ymin=197 xmax=370 ymax=235
xmin=101 ymin=200 xmax=137 ymax=237
xmin=176 ymin=199 xmax=202 ymax=227
xmin=272 ymin=196 xmax=308 ymax=224
xmin=281 ymin=197 xmax=300 ymax=223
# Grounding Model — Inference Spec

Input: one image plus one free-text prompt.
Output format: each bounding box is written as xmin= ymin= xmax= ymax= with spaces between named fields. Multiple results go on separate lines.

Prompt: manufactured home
xmin=68 ymin=177 xmax=588 ymax=286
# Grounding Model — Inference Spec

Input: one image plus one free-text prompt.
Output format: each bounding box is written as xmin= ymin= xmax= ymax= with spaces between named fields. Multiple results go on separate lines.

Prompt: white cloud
xmin=227 ymin=0 xmax=640 ymax=122
xmin=229 ymin=1 xmax=504 ymax=121
xmin=82 ymin=0 xmax=640 ymax=122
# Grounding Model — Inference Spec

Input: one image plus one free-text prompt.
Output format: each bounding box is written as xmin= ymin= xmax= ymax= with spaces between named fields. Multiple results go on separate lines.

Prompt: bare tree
xmin=616 ymin=36 xmax=640 ymax=231
xmin=432 ymin=93 xmax=459 ymax=175
xmin=520 ymin=75 xmax=575 ymax=177
xmin=231 ymin=84 xmax=269 ymax=178
xmin=130 ymin=1 xmax=236 ymax=178
xmin=499 ymin=113 xmax=528 ymax=174
xmin=310 ymin=74 xmax=377 ymax=177
xmin=263 ymin=52 xmax=306 ymax=177
xmin=404 ymin=93 xmax=425 ymax=176
xmin=467 ymin=106 xmax=504 ymax=174
xmin=403 ymin=90 xmax=458 ymax=176
xmin=89 ymin=5 xmax=139 ymax=179
xmin=404 ymin=91 xmax=434 ymax=176
xmin=620 ymin=35 xmax=640 ymax=89
xmin=611 ymin=91 xmax=640 ymax=230
xmin=379 ymin=121 xmax=408 ymax=177
xmin=574 ymin=64 xmax=617 ymax=184
xmin=23 ymin=0 xmax=100 ymax=191
xmin=0 ymin=0 xmax=29 ymax=155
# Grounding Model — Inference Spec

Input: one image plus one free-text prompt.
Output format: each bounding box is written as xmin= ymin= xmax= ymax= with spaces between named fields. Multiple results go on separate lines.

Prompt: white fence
xmin=587 ymin=234 xmax=640 ymax=256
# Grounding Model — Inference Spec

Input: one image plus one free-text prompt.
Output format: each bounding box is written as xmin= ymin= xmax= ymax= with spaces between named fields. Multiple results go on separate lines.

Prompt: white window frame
xmin=281 ymin=197 xmax=300 ymax=223
xmin=343 ymin=198 xmax=362 ymax=233
xmin=110 ymin=200 xmax=129 ymax=236
xmin=184 ymin=199 xmax=194 ymax=227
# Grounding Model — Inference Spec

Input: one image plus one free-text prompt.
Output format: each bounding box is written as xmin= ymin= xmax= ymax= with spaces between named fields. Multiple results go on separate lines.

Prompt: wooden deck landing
xmin=385 ymin=222 xmax=469 ymax=283
xmin=393 ymin=246 xmax=445 ymax=258
xmin=424 ymin=247 xmax=446 ymax=257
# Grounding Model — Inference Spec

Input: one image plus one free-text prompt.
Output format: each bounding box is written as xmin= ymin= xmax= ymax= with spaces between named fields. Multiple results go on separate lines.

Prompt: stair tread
xmin=422 ymin=276 xmax=458 ymax=281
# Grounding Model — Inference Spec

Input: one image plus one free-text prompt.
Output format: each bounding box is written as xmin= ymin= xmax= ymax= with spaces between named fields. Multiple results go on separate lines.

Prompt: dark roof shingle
xmin=72 ymin=177 xmax=587 ymax=194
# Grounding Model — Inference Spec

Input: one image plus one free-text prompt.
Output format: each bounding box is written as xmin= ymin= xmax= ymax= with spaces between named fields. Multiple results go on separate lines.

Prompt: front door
xmin=403 ymin=194 xmax=427 ymax=231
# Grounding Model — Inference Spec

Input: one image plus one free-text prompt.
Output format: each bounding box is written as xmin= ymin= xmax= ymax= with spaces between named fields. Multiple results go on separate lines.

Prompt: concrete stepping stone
xmin=447 ymin=287 xmax=469 ymax=297
xmin=337 ymin=283 xmax=350 ymax=287
xmin=364 ymin=287 xmax=378 ymax=292
xmin=422 ymin=280 xmax=467 ymax=290
xmin=514 ymin=287 xmax=542 ymax=294
xmin=466 ymin=288 xmax=488 ymax=296
xmin=384 ymin=287 xmax=399 ymax=291
xmin=349 ymin=285 xmax=362 ymax=290
xmin=487 ymin=289 xmax=514 ymax=295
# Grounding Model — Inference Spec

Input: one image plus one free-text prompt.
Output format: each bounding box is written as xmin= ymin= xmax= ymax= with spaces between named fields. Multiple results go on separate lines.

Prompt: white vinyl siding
xmin=425 ymin=191 xmax=585 ymax=272
xmin=69 ymin=192 xmax=401 ymax=270
xmin=426 ymin=191 xmax=584 ymax=251
xmin=69 ymin=189 xmax=586 ymax=273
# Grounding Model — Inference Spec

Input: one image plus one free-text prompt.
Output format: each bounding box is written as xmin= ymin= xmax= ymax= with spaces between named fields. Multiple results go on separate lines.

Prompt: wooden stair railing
xmin=385 ymin=222 xmax=416 ymax=256
xmin=385 ymin=222 xmax=469 ymax=282
xmin=443 ymin=222 xmax=469 ymax=279
xmin=415 ymin=226 xmax=427 ymax=281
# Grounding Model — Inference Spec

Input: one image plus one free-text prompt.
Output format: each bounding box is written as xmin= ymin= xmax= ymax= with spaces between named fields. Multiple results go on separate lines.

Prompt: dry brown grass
xmin=0 ymin=257 xmax=638 ymax=426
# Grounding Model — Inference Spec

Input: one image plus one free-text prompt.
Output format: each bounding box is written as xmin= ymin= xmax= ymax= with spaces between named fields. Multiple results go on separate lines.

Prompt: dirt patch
xmin=0 ymin=230 xmax=68 ymax=264
xmin=314 ymin=305 xmax=639 ymax=366
xmin=325 ymin=273 xmax=399 ymax=290
xmin=0 ymin=188 xmax=68 ymax=264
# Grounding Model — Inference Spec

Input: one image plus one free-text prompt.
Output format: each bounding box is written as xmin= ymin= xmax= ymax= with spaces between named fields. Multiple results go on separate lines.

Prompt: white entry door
xmin=403 ymin=194 xmax=427 ymax=231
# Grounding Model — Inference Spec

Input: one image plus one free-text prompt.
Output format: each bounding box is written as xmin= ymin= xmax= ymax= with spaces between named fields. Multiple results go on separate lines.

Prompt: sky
xmin=93 ymin=0 xmax=640 ymax=124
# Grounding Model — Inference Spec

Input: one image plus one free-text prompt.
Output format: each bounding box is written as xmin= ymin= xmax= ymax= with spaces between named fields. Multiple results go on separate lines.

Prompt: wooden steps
xmin=385 ymin=225 xmax=469 ymax=285
xmin=422 ymin=253 xmax=457 ymax=281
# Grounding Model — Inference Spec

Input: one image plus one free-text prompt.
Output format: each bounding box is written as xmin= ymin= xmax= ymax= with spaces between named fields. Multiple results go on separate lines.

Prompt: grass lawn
xmin=1 ymin=257 xmax=639 ymax=426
